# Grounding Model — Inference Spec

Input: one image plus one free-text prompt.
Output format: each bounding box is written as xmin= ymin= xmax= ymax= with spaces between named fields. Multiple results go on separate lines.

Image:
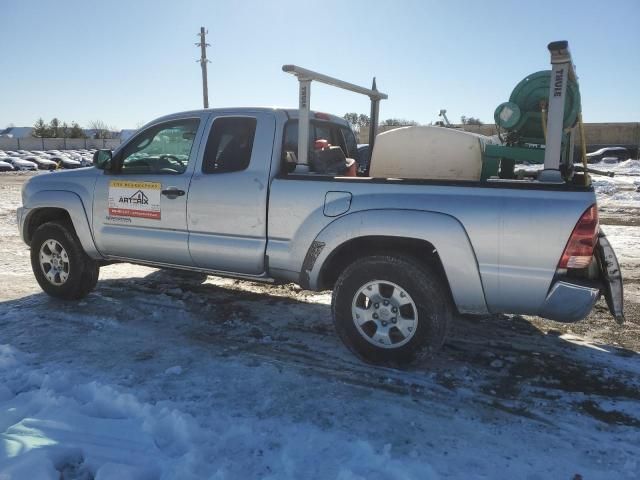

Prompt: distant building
xmin=0 ymin=127 xmax=34 ymax=139
xmin=82 ymin=129 xmax=121 ymax=139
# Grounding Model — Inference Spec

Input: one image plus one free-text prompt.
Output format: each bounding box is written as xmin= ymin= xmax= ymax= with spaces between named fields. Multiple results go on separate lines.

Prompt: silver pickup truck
xmin=17 ymin=106 xmax=624 ymax=366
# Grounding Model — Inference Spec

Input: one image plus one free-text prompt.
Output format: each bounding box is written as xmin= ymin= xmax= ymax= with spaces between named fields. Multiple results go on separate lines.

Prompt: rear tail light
xmin=558 ymin=204 xmax=599 ymax=269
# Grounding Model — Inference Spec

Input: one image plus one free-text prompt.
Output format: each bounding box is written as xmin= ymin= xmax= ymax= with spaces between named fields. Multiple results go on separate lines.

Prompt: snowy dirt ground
xmin=0 ymin=172 xmax=639 ymax=480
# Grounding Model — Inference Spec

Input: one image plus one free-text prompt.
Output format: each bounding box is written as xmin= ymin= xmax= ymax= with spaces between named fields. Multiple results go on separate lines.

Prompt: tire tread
xmin=332 ymin=255 xmax=451 ymax=366
xmin=30 ymin=221 xmax=99 ymax=300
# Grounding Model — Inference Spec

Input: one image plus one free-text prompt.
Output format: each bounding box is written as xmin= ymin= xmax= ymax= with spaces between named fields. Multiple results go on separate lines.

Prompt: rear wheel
xmin=30 ymin=221 xmax=99 ymax=300
xmin=332 ymin=255 xmax=451 ymax=366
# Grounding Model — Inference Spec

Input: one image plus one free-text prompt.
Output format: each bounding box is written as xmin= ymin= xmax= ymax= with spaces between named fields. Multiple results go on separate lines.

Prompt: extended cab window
xmin=119 ymin=119 xmax=199 ymax=174
xmin=281 ymin=120 xmax=355 ymax=174
xmin=202 ymin=117 xmax=257 ymax=174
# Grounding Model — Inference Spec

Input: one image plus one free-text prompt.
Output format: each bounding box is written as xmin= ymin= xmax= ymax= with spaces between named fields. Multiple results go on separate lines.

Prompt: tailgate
xmin=596 ymin=231 xmax=625 ymax=324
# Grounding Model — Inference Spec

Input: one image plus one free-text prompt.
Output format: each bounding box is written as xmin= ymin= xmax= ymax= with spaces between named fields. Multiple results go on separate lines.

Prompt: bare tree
xmin=381 ymin=118 xmax=418 ymax=127
xmin=343 ymin=113 xmax=359 ymax=128
xmin=88 ymin=120 xmax=116 ymax=139
xmin=461 ymin=116 xmax=483 ymax=126
xmin=357 ymin=114 xmax=370 ymax=128
xmin=343 ymin=113 xmax=372 ymax=133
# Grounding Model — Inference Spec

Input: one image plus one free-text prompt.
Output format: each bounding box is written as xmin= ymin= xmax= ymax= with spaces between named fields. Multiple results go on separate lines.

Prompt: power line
xmin=196 ymin=27 xmax=211 ymax=108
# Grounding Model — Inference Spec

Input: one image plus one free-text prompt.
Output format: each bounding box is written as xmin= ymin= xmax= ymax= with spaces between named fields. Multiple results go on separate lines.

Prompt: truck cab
xmin=88 ymin=108 xmax=357 ymax=275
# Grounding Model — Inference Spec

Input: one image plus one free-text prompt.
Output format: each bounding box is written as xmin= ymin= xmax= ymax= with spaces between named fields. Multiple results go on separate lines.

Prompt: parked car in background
xmin=601 ymin=157 xmax=621 ymax=164
xmin=356 ymin=144 xmax=370 ymax=174
xmin=64 ymin=151 xmax=93 ymax=167
xmin=79 ymin=156 xmax=93 ymax=167
xmin=0 ymin=160 xmax=15 ymax=172
xmin=586 ymin=146 xmax=630 ymax=163
xmin=20 ymin=155 xmax=58 ymax=170
xmin=3 ymin=156 xmax=37 ymax=171
xmin=49 ymin=155 xmax=82 ymax=169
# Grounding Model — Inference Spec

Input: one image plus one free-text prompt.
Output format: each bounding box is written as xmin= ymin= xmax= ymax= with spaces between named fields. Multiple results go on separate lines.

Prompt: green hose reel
xmin=483 ymin=42 xmax=584 ymax=182
xmin=494 ymin=70 xmax=581 ymax=143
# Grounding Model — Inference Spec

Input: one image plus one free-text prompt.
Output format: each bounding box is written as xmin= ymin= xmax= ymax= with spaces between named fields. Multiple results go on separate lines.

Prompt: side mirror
xmin=93 ymin=149 xmax=112 ymax=170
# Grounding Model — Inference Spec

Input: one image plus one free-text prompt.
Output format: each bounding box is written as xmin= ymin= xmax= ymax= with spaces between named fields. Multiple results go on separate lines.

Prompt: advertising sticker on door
xmin=108 ymin=180 xmax=161 ymax=220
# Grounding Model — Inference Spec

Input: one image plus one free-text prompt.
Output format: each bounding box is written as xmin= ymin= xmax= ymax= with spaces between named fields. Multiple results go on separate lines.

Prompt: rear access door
xmin=187 ymin=111 xmax=276 ymax=274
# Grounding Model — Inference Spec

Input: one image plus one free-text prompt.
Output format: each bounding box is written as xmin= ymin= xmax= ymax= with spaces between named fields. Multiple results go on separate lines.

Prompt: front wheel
xmin=332 ymin=255 xmax=452 ymax=366
xmin=30 ymin=221 xmax=99 ymax=300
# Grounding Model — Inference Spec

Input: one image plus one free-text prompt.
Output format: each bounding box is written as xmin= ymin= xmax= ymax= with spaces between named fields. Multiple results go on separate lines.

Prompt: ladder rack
xmin=282 ymin=65 xmax=388 ymax=171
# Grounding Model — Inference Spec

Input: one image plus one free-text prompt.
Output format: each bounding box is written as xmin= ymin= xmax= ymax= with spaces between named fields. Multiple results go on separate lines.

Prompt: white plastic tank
xmin=369 ymin=126 xmax=495 ymax=181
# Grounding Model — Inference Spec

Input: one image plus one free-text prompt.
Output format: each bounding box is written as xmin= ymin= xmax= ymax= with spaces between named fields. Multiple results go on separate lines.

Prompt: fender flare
xmin=23 ymin=190 xmax=101 ymax=258
xmin=304 ymin=209 xmax=488 ymax=315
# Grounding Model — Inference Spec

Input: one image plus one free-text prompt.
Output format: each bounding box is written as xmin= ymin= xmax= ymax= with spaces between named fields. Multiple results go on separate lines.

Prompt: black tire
xmin=332 ymin=255 xmax=452 ymax=366
xmin=30 ymin=221 xmax=99 ymax=300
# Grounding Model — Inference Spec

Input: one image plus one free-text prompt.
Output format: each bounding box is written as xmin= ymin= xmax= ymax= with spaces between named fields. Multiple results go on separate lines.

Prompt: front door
xmin=92 ymin=117 xmax=204 ymax=266
xmin=187 ymin=112 xmax=276 ymax=274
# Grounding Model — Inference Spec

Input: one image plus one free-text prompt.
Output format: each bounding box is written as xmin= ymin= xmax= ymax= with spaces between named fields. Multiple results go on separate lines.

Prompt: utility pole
xmin=196 ymin=27 xmax=210 ymax=108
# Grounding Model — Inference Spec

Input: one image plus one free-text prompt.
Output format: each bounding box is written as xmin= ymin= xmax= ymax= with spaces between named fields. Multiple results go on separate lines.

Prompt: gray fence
xmin=0 ymin=137 xmax=122 ymax=151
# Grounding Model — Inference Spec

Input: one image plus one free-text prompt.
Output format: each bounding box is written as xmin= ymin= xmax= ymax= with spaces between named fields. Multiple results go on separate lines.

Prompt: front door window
xmin=119 ymin=119 xmax=200 ymax=174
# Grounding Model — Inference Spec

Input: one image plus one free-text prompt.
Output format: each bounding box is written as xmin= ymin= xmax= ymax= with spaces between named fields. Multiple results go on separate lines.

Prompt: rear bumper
xmin=538 ymin=231 xmax=624 ymax=324
xmin=539 ymin=280 xmax=601 ymax=323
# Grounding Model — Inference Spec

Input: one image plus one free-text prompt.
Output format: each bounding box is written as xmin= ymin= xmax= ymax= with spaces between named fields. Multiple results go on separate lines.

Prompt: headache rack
xmin=282 ymin=65 xmax=388 ymax=172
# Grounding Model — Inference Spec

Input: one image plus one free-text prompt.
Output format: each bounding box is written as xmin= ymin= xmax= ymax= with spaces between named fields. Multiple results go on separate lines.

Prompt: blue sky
xmin=1 ymin=0 xmax=638 ymax=129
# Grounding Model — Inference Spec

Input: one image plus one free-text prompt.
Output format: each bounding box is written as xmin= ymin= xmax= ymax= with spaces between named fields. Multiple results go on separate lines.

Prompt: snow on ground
xmin=602 ymin=224 xmax=640 ymax=283
xmin=0 ymin=175 xmax=639 ymax=479
xmin=515 ymin=159 xmax=640 ymax=208
xmin=591 ymin=160 xmax=640 ymax=209
xmin=0 ymin=344 xmax=440 ymax=480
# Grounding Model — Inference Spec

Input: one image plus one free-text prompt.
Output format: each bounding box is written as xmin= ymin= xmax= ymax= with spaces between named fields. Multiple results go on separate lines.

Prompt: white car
xmin=601 ymin=157 xmax=621 ymax=164
xmin=0 ymin=160 xmax=15 ymax=172
xmin=586 ymin=147 xmax=629 ymax=163
xmin=79 ymin=158 xmax=93 ymax=167
xmin=48 ymin=155 xmax=82 ymax=169
xmin=3 ymin=156 xmax=37 ymax=171
xmin=20 ymin=155 xmax=58 ymax=170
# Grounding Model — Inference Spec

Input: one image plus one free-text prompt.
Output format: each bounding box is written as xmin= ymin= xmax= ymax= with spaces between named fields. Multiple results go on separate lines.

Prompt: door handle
xmin=161 ymin=188 xmax=185 ymax=198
